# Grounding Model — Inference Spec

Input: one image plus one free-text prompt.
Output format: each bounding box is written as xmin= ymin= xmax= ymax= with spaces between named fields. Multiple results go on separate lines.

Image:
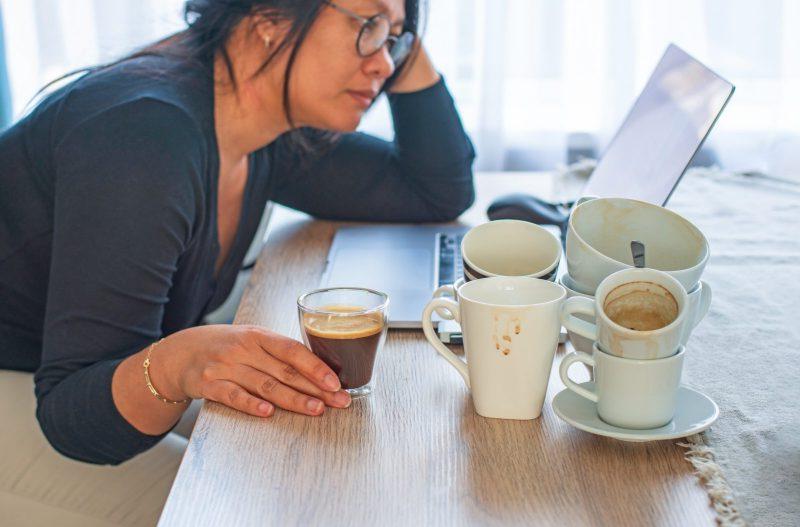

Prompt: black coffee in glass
xmin=298 ymin=289 xmax=389 ymax=397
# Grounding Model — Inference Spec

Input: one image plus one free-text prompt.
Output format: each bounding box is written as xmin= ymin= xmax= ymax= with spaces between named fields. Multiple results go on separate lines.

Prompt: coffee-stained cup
xmin=561 ymin=268 xmax=688 ymax=360
xmin=561 ymin=273 xmax=712 ymax=351
xmin=461 ymin=220 xmax=561 ymax=283
xmin=566 ymin=197 xmax=709 ymax=293
xmin=422 ymin=276 xmax=566 ymax=420
xmin=560 ymin=343 xmax=685 ymax=429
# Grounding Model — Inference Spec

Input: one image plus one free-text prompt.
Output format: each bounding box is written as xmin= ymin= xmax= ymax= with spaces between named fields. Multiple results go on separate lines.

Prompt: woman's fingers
xmin=247 ymin=355 xmax=352 ymax=409
xmin=234 ymin=366 xmax=327 ymax=416
xmin=249 ymin=328 xmax=342 ymax=392
xmin=203 ymin=379 xmax=274 ymax=418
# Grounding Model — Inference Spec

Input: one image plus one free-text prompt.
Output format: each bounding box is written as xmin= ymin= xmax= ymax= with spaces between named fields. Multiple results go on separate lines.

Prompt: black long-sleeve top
xmin=0 ymin=53 xmax=475 ymax=464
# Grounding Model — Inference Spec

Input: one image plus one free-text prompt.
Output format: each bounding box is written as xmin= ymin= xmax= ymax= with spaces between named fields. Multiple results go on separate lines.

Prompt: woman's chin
xmin=313 ymin=111 xmax=364 ymax=133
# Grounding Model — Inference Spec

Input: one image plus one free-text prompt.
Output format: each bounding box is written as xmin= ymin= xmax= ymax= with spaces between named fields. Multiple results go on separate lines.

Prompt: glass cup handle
xmin=422 ymin=298 xmax=470 ymax=388
xmin=559 ymin=352 xmax=598 ymax=403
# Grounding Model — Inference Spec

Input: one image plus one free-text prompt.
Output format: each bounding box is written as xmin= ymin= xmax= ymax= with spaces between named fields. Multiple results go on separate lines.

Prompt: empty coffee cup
xmin=422 ymin=276 xmax=566 ymax=420
xmin=461 ymin=220 xmax=561 ymax=283
xmin=560 ymin=343 xmax=685 ymax=429
xmin=566 ymin=197 xmax=709 ymax=293
xmin=561 ymin=268 xmax=689 ymax=360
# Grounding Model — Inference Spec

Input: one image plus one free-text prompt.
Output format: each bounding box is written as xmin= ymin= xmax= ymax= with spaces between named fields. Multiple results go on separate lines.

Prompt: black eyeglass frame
xmin=323 ymin=0 xmax=416 ymax=66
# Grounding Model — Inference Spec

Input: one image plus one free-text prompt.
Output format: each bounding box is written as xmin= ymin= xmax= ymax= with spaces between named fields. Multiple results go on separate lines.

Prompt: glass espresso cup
xmin=297 ymin=287 xmax=389 ymax=398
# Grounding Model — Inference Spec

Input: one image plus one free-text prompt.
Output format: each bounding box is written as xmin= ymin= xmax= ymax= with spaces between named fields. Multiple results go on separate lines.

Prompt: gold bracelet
xmin=143 ymin=338 xmax=190 ymax=405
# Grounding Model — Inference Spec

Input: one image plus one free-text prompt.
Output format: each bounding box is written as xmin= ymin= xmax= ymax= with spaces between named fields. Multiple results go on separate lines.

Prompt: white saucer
xmin=552 ymin=382 xmax=719 ymax=442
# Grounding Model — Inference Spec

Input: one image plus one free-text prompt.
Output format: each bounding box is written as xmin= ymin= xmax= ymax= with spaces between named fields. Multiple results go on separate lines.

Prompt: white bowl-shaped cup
xmin=566 ymin=197 xmax=709 ymax=293
xmin=461 ymin=220 xmax=561 ymax=283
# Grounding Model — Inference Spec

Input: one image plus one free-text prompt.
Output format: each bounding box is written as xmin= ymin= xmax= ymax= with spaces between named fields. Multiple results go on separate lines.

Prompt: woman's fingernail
xmin=333 ymin=391 xmax=351 ymax=408
xmin=307 ymin=399 xmax=324 ymax=413
xmin=323 ymin=374 xmax=341 ymax=391
xmin=258 ymin=402 xmax=273 ymax=415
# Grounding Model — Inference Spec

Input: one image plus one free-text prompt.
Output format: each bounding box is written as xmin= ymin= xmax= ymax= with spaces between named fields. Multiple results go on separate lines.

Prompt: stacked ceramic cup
xmin=560 ymin=197 xmax=712 ymax=354
xmin=558 ymin=197 xmax=714 ymax=432
xmin=422 ymin=220 xmax=567 ymax=421
xmin=432 ymin=219 xmax=562 ymax=319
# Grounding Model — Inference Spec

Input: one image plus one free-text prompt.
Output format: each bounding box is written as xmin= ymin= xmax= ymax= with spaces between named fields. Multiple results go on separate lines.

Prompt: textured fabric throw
xmin=655 ymin=169 xmax=798 ymax=527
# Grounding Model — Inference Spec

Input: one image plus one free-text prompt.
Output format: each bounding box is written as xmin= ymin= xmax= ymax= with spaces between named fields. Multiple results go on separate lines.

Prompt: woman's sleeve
xmin=34 ymin=98 xmax=204 ymax=465
xmin=270 ymin=77 xmax=476 ymax=222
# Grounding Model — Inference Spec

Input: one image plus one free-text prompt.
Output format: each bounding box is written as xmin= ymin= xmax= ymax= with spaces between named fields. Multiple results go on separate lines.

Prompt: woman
xmin=0 ymin=0 xmax=474 ymax=524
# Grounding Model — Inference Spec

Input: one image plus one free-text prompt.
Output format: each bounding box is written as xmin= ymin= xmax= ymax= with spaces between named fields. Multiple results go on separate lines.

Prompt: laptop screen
xmin=582 ymin=44 xmax=734 ymax=205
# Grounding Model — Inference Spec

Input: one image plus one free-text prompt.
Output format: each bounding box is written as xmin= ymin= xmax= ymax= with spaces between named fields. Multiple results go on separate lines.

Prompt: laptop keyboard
xmin=437 ymin=233 xmax=465 ymax=287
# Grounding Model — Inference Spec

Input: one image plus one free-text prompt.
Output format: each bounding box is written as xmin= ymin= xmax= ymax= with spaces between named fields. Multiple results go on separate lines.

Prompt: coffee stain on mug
xmin=492 ymin=313 xmax=522 ymax=356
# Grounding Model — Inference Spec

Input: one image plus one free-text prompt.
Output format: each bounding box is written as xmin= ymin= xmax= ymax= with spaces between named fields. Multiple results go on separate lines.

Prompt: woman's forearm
xmin=112 ymin=333 xmax=191 ymax=436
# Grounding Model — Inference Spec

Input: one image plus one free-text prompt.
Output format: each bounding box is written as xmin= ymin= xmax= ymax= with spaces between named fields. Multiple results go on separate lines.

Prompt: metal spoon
xmin=631 ymin=240 xmax=646 ymax=268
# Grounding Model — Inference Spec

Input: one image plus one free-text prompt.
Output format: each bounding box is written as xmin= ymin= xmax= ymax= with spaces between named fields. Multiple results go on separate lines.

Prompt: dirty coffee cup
xmin=422 ymin=276 xmax=566 ymax=420
xmin=560 ymin=268 xmax=689 ymax=360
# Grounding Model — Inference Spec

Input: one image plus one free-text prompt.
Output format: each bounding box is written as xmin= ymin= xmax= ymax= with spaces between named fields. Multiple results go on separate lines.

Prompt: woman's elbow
xmin=431 ymin=160 xmax=476 ymax=221
xmin=35 ymin=397 xmax=128 ymax=466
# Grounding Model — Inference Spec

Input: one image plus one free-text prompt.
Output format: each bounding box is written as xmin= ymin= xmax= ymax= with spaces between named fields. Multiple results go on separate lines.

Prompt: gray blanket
xmin=667 ymin=169 xmax=799 ymax=526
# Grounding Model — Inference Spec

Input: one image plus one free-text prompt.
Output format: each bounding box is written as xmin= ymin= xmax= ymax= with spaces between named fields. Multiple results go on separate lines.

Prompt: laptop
xmin=319 ymin=44 xmax=734 ymax=328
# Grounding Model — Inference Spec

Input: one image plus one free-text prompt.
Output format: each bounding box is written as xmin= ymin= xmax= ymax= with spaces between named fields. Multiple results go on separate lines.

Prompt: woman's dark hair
xmin=32 ymin=0 xmax=425 ymax=138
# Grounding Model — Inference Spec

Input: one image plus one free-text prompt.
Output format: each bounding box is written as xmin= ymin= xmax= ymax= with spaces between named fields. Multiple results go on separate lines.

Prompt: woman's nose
xmin=363 ymin=46 xmax=395 ymax=80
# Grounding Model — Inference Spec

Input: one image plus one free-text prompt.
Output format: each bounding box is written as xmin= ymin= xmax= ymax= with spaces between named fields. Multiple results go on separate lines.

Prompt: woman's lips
xmin=347 ymin=90 xmax=375 ymax=109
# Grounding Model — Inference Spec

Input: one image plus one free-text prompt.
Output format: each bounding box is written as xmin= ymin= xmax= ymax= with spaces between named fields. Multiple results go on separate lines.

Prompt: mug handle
xmin=560 ymin=296 xmax=598 ymax=341
xmin=431 ymin=278 xmax=464 ymax=320
xmin=559 ymin=352 xmax=598 ymax=402
xmin=691 ymin=280 xmax=712 ymax=330
xmin=422 ymin=298 xmax=470 ymax=388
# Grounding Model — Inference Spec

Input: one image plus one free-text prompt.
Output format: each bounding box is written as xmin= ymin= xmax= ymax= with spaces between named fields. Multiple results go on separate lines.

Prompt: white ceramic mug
xmin=566 ymin=197 xmax=709 ymax=293
xmin=461 ymin=220 xmax=561 ymax=283
xmin=561 ymin=268 xmax=689 ymax=360
xmin=560 ymin=343 xmax=685 ymax=429
xmin=561 ymin=273 xmax=712 ymax=351
xmin=422 ymin=276 xmax=566 ymax=420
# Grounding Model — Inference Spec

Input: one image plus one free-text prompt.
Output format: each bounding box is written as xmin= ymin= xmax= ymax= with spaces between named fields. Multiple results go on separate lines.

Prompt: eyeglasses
xmin=323 ymin=1 xmax=416 ymax=67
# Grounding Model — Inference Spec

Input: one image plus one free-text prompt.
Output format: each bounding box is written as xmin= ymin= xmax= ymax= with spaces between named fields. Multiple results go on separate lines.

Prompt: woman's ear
xmin=251 ymin=13 xmax=291 ymax=52
xmin=252 ymin=15 xmax=277 ymax=49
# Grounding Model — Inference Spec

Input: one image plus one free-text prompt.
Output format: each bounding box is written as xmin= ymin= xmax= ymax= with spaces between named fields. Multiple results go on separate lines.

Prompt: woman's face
xmin=270 ymin=0 xmax=407 ymax=132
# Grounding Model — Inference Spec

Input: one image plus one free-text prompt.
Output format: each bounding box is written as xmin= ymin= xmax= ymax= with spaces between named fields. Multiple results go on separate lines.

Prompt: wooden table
xmin=159 ymin=173 xmax=715 ymax=526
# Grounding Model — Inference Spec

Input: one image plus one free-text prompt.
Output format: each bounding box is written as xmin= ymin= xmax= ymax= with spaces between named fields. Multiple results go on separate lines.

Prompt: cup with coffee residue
xmin=560 ymin=268 xmax=689 ymax=360
xmin=297 ymin=287 xmax=389 ymax=398
xmin=422 ymin=276 xmax=566 ymax=420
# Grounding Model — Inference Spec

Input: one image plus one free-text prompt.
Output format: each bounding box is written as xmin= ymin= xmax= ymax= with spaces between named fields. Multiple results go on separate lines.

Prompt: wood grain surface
xmin=159 ymin=173 xmax=715 ymax=527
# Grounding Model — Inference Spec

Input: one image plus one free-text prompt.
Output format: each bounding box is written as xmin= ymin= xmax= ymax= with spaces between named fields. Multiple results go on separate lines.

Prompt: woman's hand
xmin=388 ymin=43 xmax=441 ymax=94
xmin=152 ymin=324 xmax=351 ymax=418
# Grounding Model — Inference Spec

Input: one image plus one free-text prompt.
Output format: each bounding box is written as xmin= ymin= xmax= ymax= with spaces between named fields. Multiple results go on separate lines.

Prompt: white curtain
xmin=3 ymin=0 xmax=798 ymax=178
